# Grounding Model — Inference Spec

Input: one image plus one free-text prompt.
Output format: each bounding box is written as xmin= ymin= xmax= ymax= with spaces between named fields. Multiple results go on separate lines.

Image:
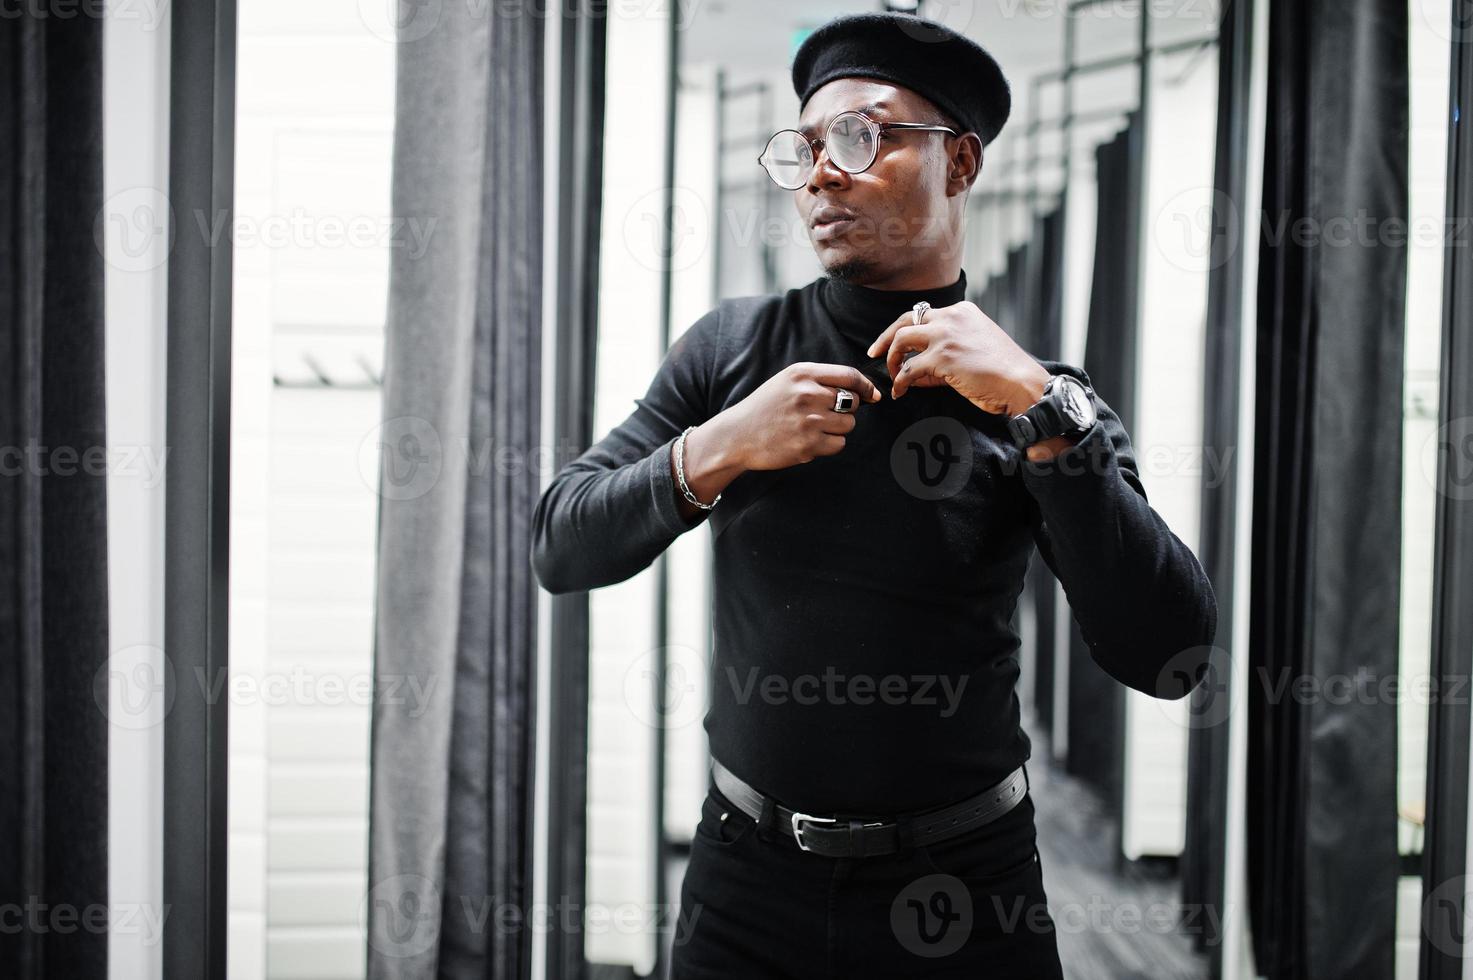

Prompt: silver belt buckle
xmin=789 ymin=811 xmax=838 ymax=852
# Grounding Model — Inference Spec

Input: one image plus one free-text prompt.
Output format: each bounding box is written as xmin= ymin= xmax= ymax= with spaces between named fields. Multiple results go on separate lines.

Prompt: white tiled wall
xmin=230 ymin=2 xmax=394 ymax=977
xmin=663 ymin=64 xmax=720 ymax=844
xmin=1122 ymin=41 xmax=1219 ymax=860
xmin=103 ymin=5 xmax=173 ymax=975
xmin=584 ymin=6 xmax=672 ymax=974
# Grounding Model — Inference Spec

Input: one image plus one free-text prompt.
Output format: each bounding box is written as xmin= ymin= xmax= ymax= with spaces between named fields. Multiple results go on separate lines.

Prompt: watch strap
xmin=1008 ymin=382 xmax=1065 ymax=448
xmin=1008 ymin=375 xmax=1094 ymax=449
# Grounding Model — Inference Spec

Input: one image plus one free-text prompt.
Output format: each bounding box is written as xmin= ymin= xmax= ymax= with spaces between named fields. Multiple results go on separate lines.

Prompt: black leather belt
xmin=709 ymin=757 xmax=1029 ymax=858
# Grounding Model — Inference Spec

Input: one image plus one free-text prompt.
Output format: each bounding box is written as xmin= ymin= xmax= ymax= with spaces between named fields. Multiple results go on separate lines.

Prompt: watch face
xmin=1059 ymin=378 xmax=1096 ymax=428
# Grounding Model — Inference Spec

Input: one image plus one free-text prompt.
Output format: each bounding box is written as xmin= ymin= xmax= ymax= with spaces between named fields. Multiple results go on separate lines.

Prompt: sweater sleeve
xmin=1019 ymin=359 xmax=1218 ymax=699
xmin=530 ymin=307 xmax=721 ymax=594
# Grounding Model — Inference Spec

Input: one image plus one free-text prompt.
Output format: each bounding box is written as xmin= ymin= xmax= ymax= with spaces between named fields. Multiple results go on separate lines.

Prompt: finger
xmin=865 ymin=311 xmax=913 ymax=359
xmin=812 ymin=433 xmax=847 ymax=457
xmin=885 ymin=324 xmax=931 ymax=381
xmin=818 ymin=406 xmax=858 ymax=436
xmin=806 ymin=363 xmax=882 ymax=403
xmin=891 ymin=348 xmax=944 ymax=399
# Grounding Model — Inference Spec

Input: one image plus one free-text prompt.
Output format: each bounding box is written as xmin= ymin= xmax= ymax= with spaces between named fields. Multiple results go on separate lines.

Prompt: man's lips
xmin=811 ymin=206 xmax=858 ymax=241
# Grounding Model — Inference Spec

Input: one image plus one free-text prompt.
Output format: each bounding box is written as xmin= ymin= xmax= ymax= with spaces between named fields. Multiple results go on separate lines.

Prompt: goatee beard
xmin=823 ymin=257 xmax=880 ymax=283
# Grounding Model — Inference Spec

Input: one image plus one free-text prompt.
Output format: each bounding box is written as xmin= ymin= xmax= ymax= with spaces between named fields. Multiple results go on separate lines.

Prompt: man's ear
xmin=949 ymin=133 xmax=983 ymax=194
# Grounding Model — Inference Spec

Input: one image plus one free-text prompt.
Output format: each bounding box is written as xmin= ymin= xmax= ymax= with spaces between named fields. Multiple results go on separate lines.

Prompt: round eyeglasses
xmin=757 ymin=110 xmax=960 ymax=190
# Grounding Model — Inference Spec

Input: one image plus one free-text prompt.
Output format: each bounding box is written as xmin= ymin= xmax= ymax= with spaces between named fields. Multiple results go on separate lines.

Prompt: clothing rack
xmin=977 ymin=4 xmax=1221 ymax=287
xmin=271 ymin=352 xmax=383 ymax=389
xmin=713 ymin=73 xmax=779 ymax=295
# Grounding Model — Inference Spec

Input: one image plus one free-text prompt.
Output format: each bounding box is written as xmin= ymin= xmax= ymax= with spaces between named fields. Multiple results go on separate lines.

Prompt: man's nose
xmin=807 ymin=144 xmax=849 ymax=191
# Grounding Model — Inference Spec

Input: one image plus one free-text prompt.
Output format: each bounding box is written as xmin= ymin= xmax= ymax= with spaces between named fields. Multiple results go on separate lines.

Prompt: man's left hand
xmin=866 ymin=300 xmax=1078 ymax=462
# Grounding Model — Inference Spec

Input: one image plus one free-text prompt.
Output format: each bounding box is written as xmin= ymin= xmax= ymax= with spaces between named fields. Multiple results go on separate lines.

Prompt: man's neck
xmin=838 ymin=264 xmax=962 ymax=292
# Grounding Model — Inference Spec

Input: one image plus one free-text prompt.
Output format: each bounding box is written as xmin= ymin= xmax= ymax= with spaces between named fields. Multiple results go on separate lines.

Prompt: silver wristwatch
xmin=1007 ymin=374 xmax=1097 ymax=450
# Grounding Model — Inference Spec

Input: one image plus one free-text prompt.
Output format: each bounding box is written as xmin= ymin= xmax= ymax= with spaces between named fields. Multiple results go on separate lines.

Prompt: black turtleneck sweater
xmin=531 ymin=269 xmax=1217 ymax=815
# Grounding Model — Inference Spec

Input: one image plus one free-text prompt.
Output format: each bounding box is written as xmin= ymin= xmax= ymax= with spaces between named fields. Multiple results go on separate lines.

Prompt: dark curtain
xmin=1023 ymin=207 xmax=1065 ymax=740
xmin=1020 ymin=205 xmax=1067 ymax=736
xmin=976 ymin=204 xmax=1067 ymax=738
xmin=1420 ymin=9 xmax=1473 ymax=979
xmin=1004 ymin=245 xmax=1027 ymax=343
xmin=1182 ymin=0 xmax=1255 ymax=967
xmin=1063 ymin=119 xmax=1141 ymax=813
xmin=1026 ymin=203 xmax=1066 ymax=360
xmin=1248 ymin=0 xmax=1407 ymax=976
xmin=366 ymin=2 xmax=543 ymax=978
xmin=993 ymin=204 xmax=1066 ymax=357
xmin=0 ymin=11 xmax=110 ymax=980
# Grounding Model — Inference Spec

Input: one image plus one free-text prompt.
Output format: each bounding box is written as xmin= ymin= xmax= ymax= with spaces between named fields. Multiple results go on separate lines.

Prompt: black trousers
xmin=670 ymin=774 xmax=1065 ymax=979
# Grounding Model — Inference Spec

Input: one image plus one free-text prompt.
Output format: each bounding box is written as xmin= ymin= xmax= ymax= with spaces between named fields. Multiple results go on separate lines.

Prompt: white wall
xmin=585 ymin=4 xmax=673 ymax=973
xmin=103 ymin=3 xmax=173 ymax=978
xmin=229 ymin=2 xmax=395 ymax=977
xmin=1121 ymin=42 xmax=1219 ymax=860
xmin=663 ymin=62 xmax=721 ymax=844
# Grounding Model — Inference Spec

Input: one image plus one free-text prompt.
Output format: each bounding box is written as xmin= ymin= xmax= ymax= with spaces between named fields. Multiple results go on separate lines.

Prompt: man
xmin=532 ymin=10 xmax=1217 ymax=978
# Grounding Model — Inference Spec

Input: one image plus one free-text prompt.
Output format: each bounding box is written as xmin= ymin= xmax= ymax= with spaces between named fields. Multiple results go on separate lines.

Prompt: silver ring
xmin=833 ymin=388 xmax=856 ymax=413
xmin=911 ymin=301 xmax=931 ymax=325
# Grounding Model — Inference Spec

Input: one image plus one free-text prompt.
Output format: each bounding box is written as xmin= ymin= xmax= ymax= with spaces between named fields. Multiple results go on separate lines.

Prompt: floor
xmin=660 ymin=739 xmax=1209 ymax=980
xmin=1027 ymin=741 xmax=1209 ymax=980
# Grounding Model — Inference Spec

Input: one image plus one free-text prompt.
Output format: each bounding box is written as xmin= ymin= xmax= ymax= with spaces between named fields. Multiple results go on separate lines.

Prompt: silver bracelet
xmin=674 ymin=425 xmax=721 ymax=510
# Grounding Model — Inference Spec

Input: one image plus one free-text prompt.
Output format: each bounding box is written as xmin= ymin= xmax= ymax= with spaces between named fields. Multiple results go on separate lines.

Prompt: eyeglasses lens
xmin=826 ymin=113 xmax=875 ymax=171
xmin=759 ymin=131 xmax=813 ymax=189
xmin=759 ymin=113 xmax=878 ymax=188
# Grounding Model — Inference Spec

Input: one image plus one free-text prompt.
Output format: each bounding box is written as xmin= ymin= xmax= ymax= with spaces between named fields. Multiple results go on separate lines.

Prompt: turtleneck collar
xmin=817 ymin=268 xmax=969 ymax=348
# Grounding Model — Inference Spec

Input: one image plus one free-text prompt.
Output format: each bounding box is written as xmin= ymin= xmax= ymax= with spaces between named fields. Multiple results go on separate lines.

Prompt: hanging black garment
xmin=1064 ymin=118 xmax=1143 ymax=813
xmin=1248 ymin=0 xmax=1408 ymax=976
xmin=0 ymin=11 xmax=111 ymax=980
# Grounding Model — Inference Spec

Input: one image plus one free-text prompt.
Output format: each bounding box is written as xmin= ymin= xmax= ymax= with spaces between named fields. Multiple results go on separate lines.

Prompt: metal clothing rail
xmin=986 ymin=6 xmax=1219 ymax=288
xmin=713 ymin=73 xmax=779 ymax=294
xmin=1021 ymin=31 xmax=1219 ymax=209
xmin=270 ymin=352 xmax=383 ymax=389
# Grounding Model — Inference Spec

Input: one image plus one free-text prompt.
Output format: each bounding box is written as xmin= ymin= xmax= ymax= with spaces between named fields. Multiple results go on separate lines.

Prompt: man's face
xmin=792 ymin=78 xmax=971 ymax=284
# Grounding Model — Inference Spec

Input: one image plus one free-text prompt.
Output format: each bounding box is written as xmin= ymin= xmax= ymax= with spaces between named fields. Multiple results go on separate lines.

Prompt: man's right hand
xmin=717 ymin=361 xmax=882 ymax=470
xmin=672 ymin=362 xmax=882 ymax=519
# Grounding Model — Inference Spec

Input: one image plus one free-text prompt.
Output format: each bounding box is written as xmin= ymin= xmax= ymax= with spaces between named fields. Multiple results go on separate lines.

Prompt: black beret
xmin=791 ymin=12 xmax=1012 ymax=147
